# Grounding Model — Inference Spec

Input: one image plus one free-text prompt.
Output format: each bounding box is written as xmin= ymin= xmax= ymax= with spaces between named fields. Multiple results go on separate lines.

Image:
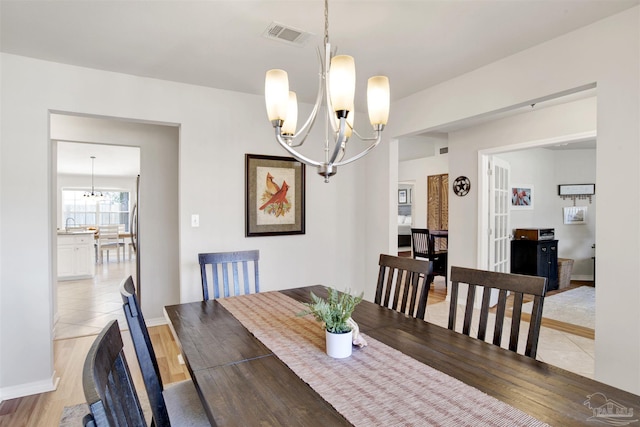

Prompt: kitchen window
xmin=62 ymin=190 xmax=131 ymax=231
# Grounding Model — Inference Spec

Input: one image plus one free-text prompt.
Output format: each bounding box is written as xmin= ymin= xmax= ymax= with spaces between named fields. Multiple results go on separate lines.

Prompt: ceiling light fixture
xmin=264 ymin=0 xmax=390 ymax=182
xmin=83 ymin=156 xmax=104 ymax=199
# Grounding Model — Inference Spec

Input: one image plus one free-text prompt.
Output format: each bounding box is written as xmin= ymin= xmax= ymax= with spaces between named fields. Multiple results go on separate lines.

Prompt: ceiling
xmin=57 ymin=141 xmax=140 ymax=177
xmin=1 ymin=0 xmax=637 ymax=111
xmin=4 ymin=1 xmax=630 ymax=174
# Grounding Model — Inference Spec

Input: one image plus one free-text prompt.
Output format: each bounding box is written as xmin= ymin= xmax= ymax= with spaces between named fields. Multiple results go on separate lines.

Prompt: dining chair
xmin=374 ymin=254 xmax=434 ymax=319
xmin=448 ymin=266 xmax=548 ymax=358
xmin=411 ymin=228 xmax=448 ymax=282
xmin=120 ymin=276 xmax=209 ymax=427
xmin=198 ymin=250 xmax=260 ymax=300
xmin=82 ymin=320 xmax=147 ymax=427
xmin=97 ymin=224 xmax=124 ymax=263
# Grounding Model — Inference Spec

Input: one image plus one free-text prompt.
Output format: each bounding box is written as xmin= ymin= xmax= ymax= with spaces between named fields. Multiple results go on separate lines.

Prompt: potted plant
xmin=298 ymin=287 xmax=363 ymax=358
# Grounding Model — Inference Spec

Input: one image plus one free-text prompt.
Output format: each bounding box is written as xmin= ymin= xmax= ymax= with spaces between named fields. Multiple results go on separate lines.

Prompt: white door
xmin=489 ymin=157 xmax=511 ymax=272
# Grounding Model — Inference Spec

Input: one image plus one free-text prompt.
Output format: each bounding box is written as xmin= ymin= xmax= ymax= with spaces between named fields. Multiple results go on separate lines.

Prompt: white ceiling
xmin=1 ymin=0 xmax=636 ymax=110
xmin=57 ymin=141 xmax=140 ymax=177
xmin=4 ymin=1 xmax=628 ymax=172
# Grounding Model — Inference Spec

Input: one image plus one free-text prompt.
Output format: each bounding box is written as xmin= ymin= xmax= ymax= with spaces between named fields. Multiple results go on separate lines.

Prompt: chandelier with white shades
xmin=264 ymin=0 xmax=390 ymax=182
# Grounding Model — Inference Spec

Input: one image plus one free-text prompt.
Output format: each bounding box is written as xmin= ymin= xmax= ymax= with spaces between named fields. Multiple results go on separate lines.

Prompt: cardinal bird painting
xmin=259 ymin=171 xmax=291 ymax=218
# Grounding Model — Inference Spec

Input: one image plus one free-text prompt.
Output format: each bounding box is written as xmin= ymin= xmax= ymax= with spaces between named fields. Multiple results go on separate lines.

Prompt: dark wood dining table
xmin=164 ymin=285 xmax=639 ymax=426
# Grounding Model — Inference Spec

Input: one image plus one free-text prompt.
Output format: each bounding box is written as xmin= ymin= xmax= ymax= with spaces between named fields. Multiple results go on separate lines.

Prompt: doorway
xmin=50 ymin=112 xmax=180 ymax=340
xmin=55 ymin=141 xmax=140 ymax=339
xmin=427 ymin=173 xmax=448 ymax=251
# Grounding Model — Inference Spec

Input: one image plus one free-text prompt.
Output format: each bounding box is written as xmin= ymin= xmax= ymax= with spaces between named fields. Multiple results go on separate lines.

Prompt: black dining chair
xmin=82 ymin=320 xmax=147 ymax=427
xmin=448 ymin=266 xmax=547 ymax=358
xmin=411 ymin=228 xmax=448 ymax=282
xmin=120 ymin=276 xmax=209 ymax=427
xmin=374 ymin=254 xmax=434 ymax=319
xmin=198 ymin=250 xmax=260 ymax=300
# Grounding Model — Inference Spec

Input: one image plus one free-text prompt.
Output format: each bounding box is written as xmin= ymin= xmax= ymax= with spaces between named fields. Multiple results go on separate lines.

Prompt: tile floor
xmin=54 ymin=266 xmax=595 ymax=379
xmin=55 ymin=258 xmax=136 ymax=340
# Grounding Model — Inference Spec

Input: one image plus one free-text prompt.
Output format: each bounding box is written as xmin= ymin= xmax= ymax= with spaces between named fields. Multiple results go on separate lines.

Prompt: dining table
xmin=164 ymin=285 xmax=639 ymax=426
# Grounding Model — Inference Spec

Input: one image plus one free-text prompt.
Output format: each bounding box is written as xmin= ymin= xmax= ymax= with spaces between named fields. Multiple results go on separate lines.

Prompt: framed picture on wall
xmin=563 ymin=206 xmax=587 ymax=224
xmin=398 ymin=189 xmax=408 ymax=204
xmin=245 ymin=154 xmax=305 ymax=236
xmin=511 ymin=185 xmax=534 ymax=210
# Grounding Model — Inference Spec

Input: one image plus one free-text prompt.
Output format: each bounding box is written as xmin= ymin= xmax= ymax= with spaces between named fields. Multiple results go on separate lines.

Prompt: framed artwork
xmin=245 ymin=154 xmax=305 ymax=237
xmin=510 ymin=185 xmax=534 ymax=209
xmin=558 ymin=184 xmax=595 ymax=196
xmin=398 ymin=189 xmax=408 ymax=204
xmin=563 ymin=206 xmax=587 ymax=224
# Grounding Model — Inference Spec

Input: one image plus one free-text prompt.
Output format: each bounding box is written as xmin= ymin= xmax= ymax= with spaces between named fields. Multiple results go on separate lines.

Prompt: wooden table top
xmin=164 ymin=285 xmax=639 ymax=427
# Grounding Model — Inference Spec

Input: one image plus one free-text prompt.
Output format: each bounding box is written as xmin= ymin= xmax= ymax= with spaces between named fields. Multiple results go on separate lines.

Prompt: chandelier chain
xmin=324 ymin=0 xmax=329 ymax=46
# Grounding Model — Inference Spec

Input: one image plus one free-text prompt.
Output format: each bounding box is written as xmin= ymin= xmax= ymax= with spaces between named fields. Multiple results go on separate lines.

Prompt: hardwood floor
xmin=0 ymin=325 xmax=188 ymax=427
xmin=519 ymin=281 xmax=595 ymax=339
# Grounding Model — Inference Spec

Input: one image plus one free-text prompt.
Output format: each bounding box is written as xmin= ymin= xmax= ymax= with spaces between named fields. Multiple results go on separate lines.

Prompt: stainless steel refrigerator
xmin=130 ymin=175 xmax=141 ymax=301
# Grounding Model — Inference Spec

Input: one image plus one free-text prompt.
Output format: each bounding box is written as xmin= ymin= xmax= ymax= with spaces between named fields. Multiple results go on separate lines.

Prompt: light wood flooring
xmin=0 ymin=325 xmax=186 ymax=427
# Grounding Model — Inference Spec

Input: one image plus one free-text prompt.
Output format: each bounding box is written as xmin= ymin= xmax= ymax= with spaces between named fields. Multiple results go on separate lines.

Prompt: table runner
xmin=219 ymin=291 xmax=550 ymax=427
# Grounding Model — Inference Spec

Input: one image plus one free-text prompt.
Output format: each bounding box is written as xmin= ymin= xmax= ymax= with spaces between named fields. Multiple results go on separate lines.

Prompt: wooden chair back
xmin=410 ymin=228 xmax=430 ymax=259
xmin=411 ymin=228 xmax=448 ymax=281
xmin=98 ymin=224 xmax=123 ymax=263
xmin=449 ymin=266 xmax=547 ymax=358
xmin=199 ymin=250 xmax=260 ymax=300
xmin=374 ymin=254 xmax=434 ymax=319
xmin=82 ymin=320 xmax=146 ymax=427
xmin=120 ymin=276 xmax=171 ymax=426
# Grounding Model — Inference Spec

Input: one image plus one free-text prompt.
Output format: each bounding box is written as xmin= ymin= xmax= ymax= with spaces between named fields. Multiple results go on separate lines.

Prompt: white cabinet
xmin=57 ymin=233 xmax=95 ymax=280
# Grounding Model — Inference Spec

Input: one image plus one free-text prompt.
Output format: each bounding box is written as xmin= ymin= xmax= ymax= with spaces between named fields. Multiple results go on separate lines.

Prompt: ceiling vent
xmin=440 ymin=147 xmax=449 ymax=155
xmin=263 ymin=22 xmax=313 ymax=47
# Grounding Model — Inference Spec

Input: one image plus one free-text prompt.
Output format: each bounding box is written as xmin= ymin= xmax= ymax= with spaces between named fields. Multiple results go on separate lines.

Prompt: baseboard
xmin=571 ymin=274 xmax=594 ymax=282
xmin=0 ymin=372 xmax=59 ymax=402
xmin=146 ymin=316 xmax=168 ymax=328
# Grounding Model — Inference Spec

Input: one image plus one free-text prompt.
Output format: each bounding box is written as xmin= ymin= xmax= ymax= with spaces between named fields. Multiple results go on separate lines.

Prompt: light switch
xmin=191 ymin=214 xmax=200 ymax=227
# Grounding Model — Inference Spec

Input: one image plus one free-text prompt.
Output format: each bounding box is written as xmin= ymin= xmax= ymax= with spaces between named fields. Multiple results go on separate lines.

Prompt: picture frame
xmin=558 ymin=184 xmax=595 ymax=196
xmin=563 ymin=206 xmax=587 ymax=225
xmin=245 ymin=154 xmax=305 ymax=237
xmin=398 ymin=189 xmax=408 ymax=204
xmin=510 ymin=185 xmax=534 ymax=209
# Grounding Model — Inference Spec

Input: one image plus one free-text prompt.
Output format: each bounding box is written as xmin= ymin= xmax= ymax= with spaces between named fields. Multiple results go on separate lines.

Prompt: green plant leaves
xmin=297 ymin=287 xmax=363 ymax=333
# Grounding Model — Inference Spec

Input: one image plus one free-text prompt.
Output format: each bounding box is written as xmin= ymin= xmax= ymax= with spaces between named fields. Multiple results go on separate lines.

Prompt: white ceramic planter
xmin=325 ymin=330 xmax=353 ymax=358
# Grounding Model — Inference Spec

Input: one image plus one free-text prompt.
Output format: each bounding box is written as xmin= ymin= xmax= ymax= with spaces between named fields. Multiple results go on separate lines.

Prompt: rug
xmin=60 ymin=399 xmax=151 ymax=426
xmin=59 ymin=403 xmax=88 ymax=426
xmin=522 ymin=286 xmax=595 ymax=329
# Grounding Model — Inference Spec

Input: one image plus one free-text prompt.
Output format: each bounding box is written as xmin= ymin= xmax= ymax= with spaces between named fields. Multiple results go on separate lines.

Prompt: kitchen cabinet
xmin=510 ymin=239 xmax=558 ymax=291
xmin=57 ymin=232 xmax=95 ymax=280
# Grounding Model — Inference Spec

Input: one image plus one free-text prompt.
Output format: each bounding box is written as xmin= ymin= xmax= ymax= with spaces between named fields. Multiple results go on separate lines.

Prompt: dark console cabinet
xmin=510 ymin=240 xmax=558 ymax=291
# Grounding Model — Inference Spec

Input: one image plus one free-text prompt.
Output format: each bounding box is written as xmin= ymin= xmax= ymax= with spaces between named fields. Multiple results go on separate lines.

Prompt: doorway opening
xmin=55 ymin=141 xmax=140 ymax=339
xmin=50 ymin=112 xmax=180 ymax=341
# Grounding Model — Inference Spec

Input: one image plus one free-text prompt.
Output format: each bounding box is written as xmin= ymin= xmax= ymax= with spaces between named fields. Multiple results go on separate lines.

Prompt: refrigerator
xmin=130 ymin=175 xmax=141 ymax=301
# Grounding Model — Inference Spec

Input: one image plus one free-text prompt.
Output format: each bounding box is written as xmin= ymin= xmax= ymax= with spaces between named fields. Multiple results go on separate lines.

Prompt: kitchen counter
xmin=57 ymin=231 xmax=96 ymax=280
xmin=57 ymin=229 xmax=96 ymax=235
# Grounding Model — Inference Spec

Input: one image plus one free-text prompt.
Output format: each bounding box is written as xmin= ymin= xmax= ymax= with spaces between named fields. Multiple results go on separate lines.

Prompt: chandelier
xmin=83 ymin=156 xmax=104 ymax=199
xmin=264 ymin=0 xmax=390 ymax=182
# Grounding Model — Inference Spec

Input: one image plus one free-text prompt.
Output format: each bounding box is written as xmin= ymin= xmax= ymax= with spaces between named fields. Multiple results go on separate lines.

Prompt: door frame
xmin=477 ymin=131 xmax=596 ymax=270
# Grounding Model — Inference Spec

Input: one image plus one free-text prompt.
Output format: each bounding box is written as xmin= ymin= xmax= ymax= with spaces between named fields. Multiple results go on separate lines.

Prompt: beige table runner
xmin=219 ymin=291 xmax=550 ymax=427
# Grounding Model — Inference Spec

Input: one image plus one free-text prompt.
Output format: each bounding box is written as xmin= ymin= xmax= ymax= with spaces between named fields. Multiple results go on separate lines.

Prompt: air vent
xmin=440 ymin=147 xmax=449 ymax=155
xmin=263 ymin=22 xmax=312 ymax=47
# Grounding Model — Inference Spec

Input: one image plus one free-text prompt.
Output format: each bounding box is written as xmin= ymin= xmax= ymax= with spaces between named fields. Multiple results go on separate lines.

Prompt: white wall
xmin=399 ymin=153 xmax=449 ymax=230
xmin=497 ymin=147 xmax=596 ymax=279
xmin=0 ymin=53 xmax=368 ymax=399
xmin=392 ymin=8 xmax=639 ymax=393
